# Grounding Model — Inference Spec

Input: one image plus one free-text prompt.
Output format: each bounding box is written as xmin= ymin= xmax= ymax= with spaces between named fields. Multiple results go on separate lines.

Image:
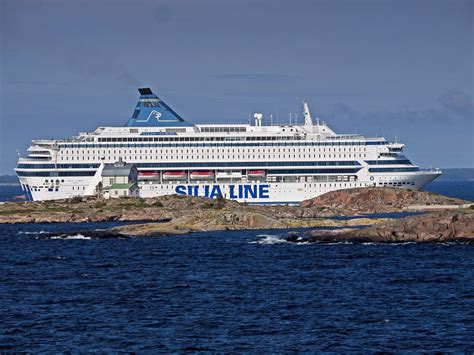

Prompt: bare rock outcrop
xmin=1 ymin=188 xmax=470 ymax=225
xmin=353 ymin=210 xmax=474 ymax=242
xmin=288 ymin=210 xmax=474 ymax=243
xmin=300 ymin=187 xmax=470 ymax=215
xmin=4 ymin=188 xmax=473 ymax=243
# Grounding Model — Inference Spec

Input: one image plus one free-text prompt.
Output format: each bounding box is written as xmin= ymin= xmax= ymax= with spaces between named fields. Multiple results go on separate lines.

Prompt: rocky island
xmin=1 ymin=188 xmax=472 ymax=243
xmin=287 ymin=210 xmax=474 ymax=244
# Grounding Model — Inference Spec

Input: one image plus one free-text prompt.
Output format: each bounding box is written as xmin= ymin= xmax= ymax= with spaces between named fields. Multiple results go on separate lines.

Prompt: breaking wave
xmin=50 ymin=234 xmax=92 ymax=240
xmin=250 ymin=234 xmax=289 ymax=245
xmin=18 ymin=230 xmax=48 ymax=235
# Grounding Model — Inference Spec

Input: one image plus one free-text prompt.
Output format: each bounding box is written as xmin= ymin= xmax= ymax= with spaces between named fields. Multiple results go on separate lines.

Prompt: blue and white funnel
xmin=125 ymin=88 xmax=191 ymax=127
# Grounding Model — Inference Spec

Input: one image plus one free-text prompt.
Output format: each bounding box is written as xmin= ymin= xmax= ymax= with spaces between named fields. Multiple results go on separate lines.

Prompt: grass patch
xmin=69 ymin=196 xmax=83 ymax=203
xmin=202 ymin=198 xmax=225 ymax=209
xmin=117 ymin=198 xmax=148 ymax=209
xmin=44 ymin=208 xmax=69 ymax=213
xmin=0 ymin=209 xmax=40 ymax=215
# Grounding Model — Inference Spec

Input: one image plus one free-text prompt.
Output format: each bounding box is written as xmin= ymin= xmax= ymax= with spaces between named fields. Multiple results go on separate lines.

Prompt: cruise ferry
xmin=15 ymin=88 xmax=442 ymax=203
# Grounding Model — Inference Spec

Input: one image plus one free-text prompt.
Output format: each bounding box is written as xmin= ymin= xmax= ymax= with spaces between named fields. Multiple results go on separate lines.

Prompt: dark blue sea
xmin=1 ymin=181 xmax=473 ymax=352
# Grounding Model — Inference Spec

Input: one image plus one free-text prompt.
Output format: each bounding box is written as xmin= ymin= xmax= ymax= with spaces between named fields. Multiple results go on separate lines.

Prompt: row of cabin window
xmin=18 ymin=161 xmax=360 ymax=169
xmin=18 ymin=169 xmax=359 ymax=177
xmin=304 ymin=182 xmax=367 ymax=188
xmin=97 ymin=136 xmax=303 ymax=142
xmin=60 ymin=146 xmax=369 ymax=155
xmin=61 ymin=140 xmax=387 ymax=147
xmin=60 ymin=153 xmax=369 ymax=161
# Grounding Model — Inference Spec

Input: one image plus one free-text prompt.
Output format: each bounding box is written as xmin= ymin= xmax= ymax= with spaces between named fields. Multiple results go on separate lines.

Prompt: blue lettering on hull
xmin=175 ymin=184 xmax=270 ymax=199
xmin=176 ymin=185 xmax=186 ymax=195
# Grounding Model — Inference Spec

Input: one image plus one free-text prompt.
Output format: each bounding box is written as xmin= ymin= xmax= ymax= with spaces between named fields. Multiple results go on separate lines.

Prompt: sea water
xmin=0 ymin=181 xmax=473 ymax=351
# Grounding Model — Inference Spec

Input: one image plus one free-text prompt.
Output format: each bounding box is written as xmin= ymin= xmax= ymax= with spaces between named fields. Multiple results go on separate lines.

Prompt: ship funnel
xmin=125 ymin=88 xmax=190 ymax=127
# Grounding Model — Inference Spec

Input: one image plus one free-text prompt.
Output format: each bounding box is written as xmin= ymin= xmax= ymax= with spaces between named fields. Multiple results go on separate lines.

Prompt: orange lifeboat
xmin=162 ymin=171 xmax=187 ymax=180
xmin=138 ymin=171 xmax=159 ymax=177
xmin=138 ymin=171 xmax=160 ymax=180
xmin=190 ymin=171 xmax=214 ymax=180
xmin=248 ymin=170 xmax=266 ymax=178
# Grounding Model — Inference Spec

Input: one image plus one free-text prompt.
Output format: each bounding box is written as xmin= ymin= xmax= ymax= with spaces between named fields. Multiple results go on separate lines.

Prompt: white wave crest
xmin=18 ymin=230 xmax=48 ymax=235
xmin=387 ymin=242 xmax=417 ymax=246
xmin=323 ymin=241 xmax=354 ymax=245
xmin=50 ymin=234 xmax=91 ymax=240
xmin=250 ymin=234 xmax=288 ymax=245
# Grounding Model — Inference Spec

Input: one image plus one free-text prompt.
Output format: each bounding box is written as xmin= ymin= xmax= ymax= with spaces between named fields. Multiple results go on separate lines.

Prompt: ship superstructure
xmin=15 ymin=88 xmax=442 ymax=203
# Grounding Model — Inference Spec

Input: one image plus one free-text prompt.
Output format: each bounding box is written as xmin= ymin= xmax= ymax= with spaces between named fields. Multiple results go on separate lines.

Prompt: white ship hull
xmin=19 ymin=170 xmax=441 ymax=204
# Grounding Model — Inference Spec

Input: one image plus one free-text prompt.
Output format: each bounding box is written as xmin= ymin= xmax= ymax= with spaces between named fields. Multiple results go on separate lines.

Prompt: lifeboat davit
xmin=190 ymin=171 xmax=214 ymax=180
xmin=162 ymin=171 xmax=187 ymax=180
xmin=248 ymin=170 xmax=266 ymax=178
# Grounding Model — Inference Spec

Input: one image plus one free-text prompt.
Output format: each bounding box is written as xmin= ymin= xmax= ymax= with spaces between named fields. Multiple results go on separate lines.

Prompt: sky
xmin=0 ymin=0 xmax=473 ymax=174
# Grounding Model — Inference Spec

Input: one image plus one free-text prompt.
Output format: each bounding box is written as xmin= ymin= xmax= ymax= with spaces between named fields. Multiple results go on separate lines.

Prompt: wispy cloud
xmin=438 ymin=89 xmax=473 ymax=117
xmin=325 ymin=90 xmax=473 ymax=124
xmin=63 ymin=42 xmax=142 ymax=87
xmin=209 ymin=73 xmax=304 ymax=81
xmin=6 ymin=80 xmax=68 ymax=86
